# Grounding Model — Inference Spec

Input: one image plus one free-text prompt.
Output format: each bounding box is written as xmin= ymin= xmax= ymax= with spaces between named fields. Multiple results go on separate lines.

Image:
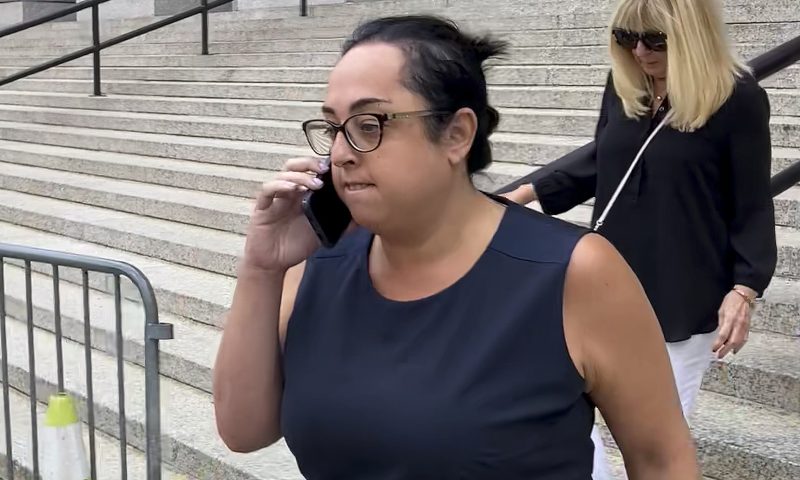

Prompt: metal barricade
xmin=0 ymin=243 xmax=173 ymax=480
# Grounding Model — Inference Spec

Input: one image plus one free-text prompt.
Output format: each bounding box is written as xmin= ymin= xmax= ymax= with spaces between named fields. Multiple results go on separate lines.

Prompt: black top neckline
xmin=362 ymin=202 xmax=513 ymax=306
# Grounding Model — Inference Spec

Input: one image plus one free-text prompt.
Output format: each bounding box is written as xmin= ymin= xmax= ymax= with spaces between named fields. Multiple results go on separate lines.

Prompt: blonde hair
xmin=608 ymin=0 xmax=749 ymax=131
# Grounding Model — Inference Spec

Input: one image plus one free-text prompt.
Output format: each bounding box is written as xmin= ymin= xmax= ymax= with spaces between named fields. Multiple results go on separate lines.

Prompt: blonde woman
xmin=504 ymin=0 xmax=777 ymax=477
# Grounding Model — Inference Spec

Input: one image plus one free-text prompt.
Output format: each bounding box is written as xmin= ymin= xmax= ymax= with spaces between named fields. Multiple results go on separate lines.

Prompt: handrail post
xmin=91 ymin=3 xmax=103 ymax=96
xmin=201 ymin=0 xmax=209 ymax=55
xmin=300 ymin=0 xmax=308 ymax=17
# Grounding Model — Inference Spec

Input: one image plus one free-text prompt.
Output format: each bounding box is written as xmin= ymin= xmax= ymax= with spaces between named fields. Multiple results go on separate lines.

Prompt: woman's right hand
xmin=501 ymin=183 xmax=537 ymax=205
xmin=240 ymin=156 xmax=329 ymax=274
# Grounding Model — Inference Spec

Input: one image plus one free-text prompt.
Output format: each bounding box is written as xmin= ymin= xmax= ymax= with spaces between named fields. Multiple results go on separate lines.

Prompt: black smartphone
xmin=301 ymin=167 xmax=352 ymax=248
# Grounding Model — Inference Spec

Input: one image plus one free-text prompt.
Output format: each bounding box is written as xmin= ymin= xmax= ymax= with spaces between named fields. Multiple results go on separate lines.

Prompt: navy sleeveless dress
xmin=281 ymin=201 xmax=594 ymax=479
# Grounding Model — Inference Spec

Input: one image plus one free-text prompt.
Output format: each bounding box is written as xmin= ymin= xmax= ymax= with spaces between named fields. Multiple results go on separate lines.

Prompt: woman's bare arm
xmin=213 ymin=262 xmax=305 ymax=452
xmin=564 ymin=234 xmax=700 ymax=479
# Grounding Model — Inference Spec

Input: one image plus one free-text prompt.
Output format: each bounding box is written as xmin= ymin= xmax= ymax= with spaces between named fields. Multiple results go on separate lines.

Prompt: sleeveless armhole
xmin=559 ymin=231 xmax=593 ymax=389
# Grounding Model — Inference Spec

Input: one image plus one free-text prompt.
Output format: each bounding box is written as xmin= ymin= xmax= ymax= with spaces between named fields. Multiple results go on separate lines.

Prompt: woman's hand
xmin=241 ymin=156 xmax=328 ymax=274
xmin=500 ymin=183 xmax=537 ymax=205
xmin=713 ymin=286 xmax=756 ymax=359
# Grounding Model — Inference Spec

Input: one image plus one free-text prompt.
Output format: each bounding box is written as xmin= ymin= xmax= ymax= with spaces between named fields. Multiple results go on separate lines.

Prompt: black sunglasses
xmin=612 ymin=28 xmax=668 ymax=52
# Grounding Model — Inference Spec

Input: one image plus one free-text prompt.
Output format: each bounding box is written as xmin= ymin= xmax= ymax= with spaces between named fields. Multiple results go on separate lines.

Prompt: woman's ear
xmin=444 ymin=107 xmax=478 ymax=167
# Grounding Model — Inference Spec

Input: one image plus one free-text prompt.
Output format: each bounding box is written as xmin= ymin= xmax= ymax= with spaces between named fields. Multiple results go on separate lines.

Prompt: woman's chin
xmin=640 ymin=64 xmax=666 ymax=78
xmin=347 ymin=208 xmax=381 ymax=233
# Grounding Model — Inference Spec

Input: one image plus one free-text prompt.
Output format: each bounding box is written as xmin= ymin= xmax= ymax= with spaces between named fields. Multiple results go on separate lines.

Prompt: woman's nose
xmin=633 ymin=40 xmax=650 ymax=57
xmin=330 ymin=130 xmax=357 ymax=168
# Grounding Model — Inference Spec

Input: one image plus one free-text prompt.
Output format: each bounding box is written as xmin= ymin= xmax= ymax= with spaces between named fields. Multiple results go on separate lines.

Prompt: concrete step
xmin=0 ymin=117 xmax=581 ymax=168
xmin=0 ymin=81 xmax=797 ymax=118
xmin=490 ymin=137 xmax=800 ymax=175
xmin=0 ymin=313 xmax=302 ymax=479
xmin=0 ymin=111 xmax=795 ymax=186
xmin=1 ymin=222 xmax=236 ymax=329
xmin=5 ymin=0 xmax=796 ymax=39
xmin=465 ymin=0 xmax=797 ymax=14
xmin=603 ymin=448 xmax=713 ymax=480
xmin=0 ymin=25 xmax=345 ymax=48
xmin=2 ymin=103 xmax=800 ymax=154
xmin=361 ymin=0 xmax=800 ymax=24
xmin=0 ymin=135 xmax=518 ymax=201
xmin=0 ymin=117 xmax=796 ymax=185
xmin=0 ymin=139 xmax=267 ymax=198
xmin=497 ymin=108 xmax=800 ymax=147
xmin=0 ymin=158 xmax=523 ymax=233
xmin=776 ymin=186 xmax=800 ymax=229
xmin=704 ymin=331 xmax=800 ymax=413
xmin=2 ymin=0 xmax=797 ymax=46
xmin=0 ymin=40 xmax=775 ymax=68
xmin=0 ymin=24 xmax=787 ymax=66
xmin=0 ymin=0 xmax=435 ymax=42
xmin=600 ymin=391 xmax=800 ymax=480
xmin=90 ymin=4 xmax=800 ymax=34
xmin=0 ymin=120 xmax=310 ymax=170
xmin=0 ymin=161 xmax=256 ymax=234
xmin=0 ymin=105 xmax=308 ymax=146
xmin=9 ymin=69 xmax=339 ymax=86
xmin=187 ymin=19 xmax=800 ymax=46
xmin=3 ymin=64 xmax=798 ymax=95
xmin=757 ymin=277 xmax=800 ymax=337
xmin=776 ymin=226 xmax=800 ymax=279
xmin=605 ymin=423 xmax=761 ymax=480
xmin=0 ymin=97 xmax=788 ymax=172
xmin=1 ymin=261 xmax=218 ymax=395
xmin=194 ymin=0 xmax=800 ymax=21
xmin=0 ymin=78 xmax=336 ymax=101
xmin=0 ymin=43 xmax=775 ymax=68
xmin=2 ymin=20 xmax=795 ymax=48
xmin=0 ymin=94 xmax=800 ymax=138
xmin=0 ymin=385 xmax=179 ymax=479
xmin=0 ymin=90 xmax=328 ymax=121
xmin=2 ymin=38 xmax=347 ymax=57
xmin=0 ymin=52 xmax=340 ymax=69
xmin=0 ymin=189 xmax=243 ymax=277
xmin=773 ymin=148 xmax=800 ymax=179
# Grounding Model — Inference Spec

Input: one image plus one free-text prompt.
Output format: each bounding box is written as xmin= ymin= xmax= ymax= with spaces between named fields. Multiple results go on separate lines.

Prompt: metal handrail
xmin=749 ymin=34 xmax=800 ymax=81
xmin=0 ymin=0 xmax=238 ymax=95
xmin=493 ymin=33 xmax=800 ymax=198
xmin=772 ymin=161 xmax=800 ymax=197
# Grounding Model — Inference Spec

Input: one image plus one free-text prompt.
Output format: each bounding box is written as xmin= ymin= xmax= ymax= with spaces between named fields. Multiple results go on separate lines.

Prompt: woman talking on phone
xmin=212 ymin=15 xmax=699 ymax=479
xmin=503 ymin=0 xmax=777 ymax=477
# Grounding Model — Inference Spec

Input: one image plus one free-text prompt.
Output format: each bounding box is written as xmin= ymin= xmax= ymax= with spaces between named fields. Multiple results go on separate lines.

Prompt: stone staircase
xmin=0 ymin=0 xmax=797 ymax=478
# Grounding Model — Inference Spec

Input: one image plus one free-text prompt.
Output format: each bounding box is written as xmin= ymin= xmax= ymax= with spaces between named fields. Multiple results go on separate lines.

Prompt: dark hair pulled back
xmin=342 ymin=15 xmax=507 ymax=174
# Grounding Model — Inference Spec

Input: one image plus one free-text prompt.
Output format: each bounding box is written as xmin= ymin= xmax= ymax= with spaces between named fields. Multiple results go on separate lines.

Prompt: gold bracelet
xmin=732 ymin=288 xmax=755 ymax=308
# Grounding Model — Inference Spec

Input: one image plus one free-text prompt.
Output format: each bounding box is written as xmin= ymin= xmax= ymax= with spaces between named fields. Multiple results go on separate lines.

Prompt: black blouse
xmin=532 ymin=73 xmax=777 ymax=342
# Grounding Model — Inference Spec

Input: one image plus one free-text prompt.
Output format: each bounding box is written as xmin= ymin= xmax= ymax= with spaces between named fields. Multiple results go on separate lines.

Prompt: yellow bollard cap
xmin=44 ymin=393 xmax=80 ymax=427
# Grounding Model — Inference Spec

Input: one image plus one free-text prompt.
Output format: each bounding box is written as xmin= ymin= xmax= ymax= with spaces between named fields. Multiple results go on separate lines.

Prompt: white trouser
xmin=591 ymin=330 xmax=717 ymax=480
